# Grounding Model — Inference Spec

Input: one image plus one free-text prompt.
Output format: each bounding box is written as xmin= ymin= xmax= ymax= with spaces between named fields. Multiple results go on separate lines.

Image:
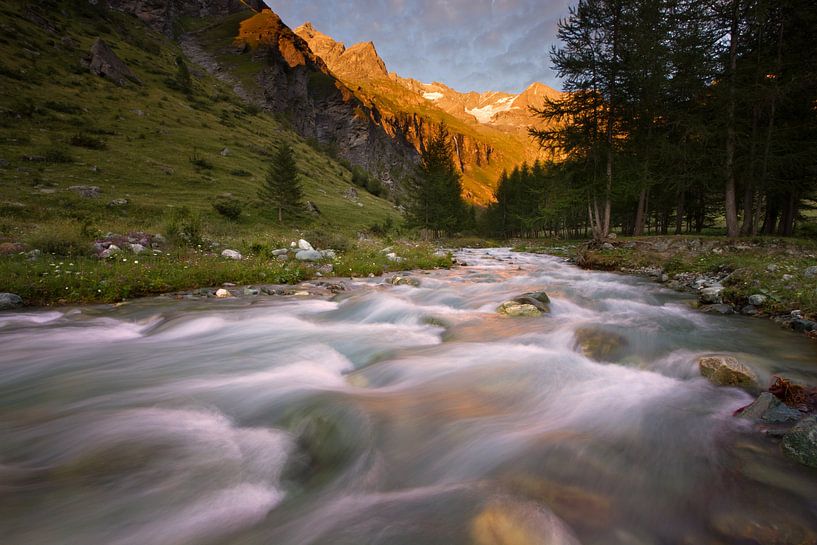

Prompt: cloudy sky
xmin=263 ymin=0 xmax=573 ymax=94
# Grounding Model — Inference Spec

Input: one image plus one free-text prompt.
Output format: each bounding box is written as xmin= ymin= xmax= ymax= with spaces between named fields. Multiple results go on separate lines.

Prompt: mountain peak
xmin=296 ymin=24 xmax=387 ymax=80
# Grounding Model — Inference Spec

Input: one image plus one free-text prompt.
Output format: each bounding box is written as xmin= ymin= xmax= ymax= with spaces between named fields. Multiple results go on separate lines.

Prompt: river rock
xmin=320 ymin=249 xmax=336 ymax=259
xmin=0 ymin=293 xmax=23 ymax=310
xmin=296 ymin=249 xmax=322 ymax=261
xmin=298 ymin=239 xmax=313 ymax=251
xmin=497 ymin=301 xmax=542 ymax=317
xmin=129 ymin=243 xmax=145 ymax=254
xmin=272 ymin=248 xmax=289 ymax=256
xmin=698 ymin=355 xmax=758 ymax=388
xmin=386 ymin=252 xmax=404 ymax=263
xmin=471 ymin=502 xmax=580 ymax=545
xmin=243 ymin=287 xmax=260 ymax=296
xmin=221 ymin=249 xmax=242 ymax=260
xmin=699 ymin=286 xmax=723 ymax=305
xmin=215 ymin=288 xmax=231 ymax=298
xmin=748 ymin=294 xmax=767 ymax=306
xmin=512 ymin=292 xmax=551 ymax=313
xmin=391 ymin=275 xmax=421 ymax=287
xmin=781 ymin=416 xmax=817 ymax=468
xmin=700 ymin=304 xmax=735 ymax=315
xmin=737 ymin=392 xmax=802 ymax=423
xmin=804 ymin=266 xmax=817 ymax=278
xmin=574 ymin=327 xmax=628 ymax=362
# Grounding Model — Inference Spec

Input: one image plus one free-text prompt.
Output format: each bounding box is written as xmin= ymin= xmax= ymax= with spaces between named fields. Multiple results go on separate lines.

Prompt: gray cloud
xmin=263 ymin=0 xmax=573 ymax=93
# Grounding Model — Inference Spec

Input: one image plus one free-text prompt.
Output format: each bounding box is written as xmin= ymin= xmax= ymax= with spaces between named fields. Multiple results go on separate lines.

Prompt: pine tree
xmin=259 ymin=142 xmax=304 ymax=222
xmin=405 ymin=125 xmax=467 ymax=236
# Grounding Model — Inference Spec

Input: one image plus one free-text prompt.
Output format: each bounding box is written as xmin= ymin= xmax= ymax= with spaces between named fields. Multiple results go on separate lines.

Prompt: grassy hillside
xmin=0 ymin=1 xmax=452 ymax=306
xmin=0 ymin=1 xmax=400 ymax=247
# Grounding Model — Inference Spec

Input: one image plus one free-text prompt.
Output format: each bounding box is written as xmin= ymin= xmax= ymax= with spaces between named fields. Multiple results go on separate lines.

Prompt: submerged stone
xmin=737 ymin=392 xmax=802 ymax=423
xmin=573 ymin=327 xmax=628 ymax=362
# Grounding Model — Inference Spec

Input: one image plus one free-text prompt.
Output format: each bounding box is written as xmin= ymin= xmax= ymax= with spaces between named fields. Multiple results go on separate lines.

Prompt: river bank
xmin=0 ymin=238 xmax=452 ymax=309
xmin=516 ymin=235 xmax=817 ymax=339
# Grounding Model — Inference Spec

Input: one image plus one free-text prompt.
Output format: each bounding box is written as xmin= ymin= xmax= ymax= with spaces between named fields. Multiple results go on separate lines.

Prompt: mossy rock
xmin=782 ymin=416 xmax=817 ymax=468
xmin=497 ymin=301 xmax=542 ymax=317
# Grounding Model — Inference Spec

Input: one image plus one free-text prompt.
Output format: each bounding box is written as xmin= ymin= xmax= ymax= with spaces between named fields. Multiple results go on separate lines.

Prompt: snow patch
xmin=422 ymin=91 xmax=444 ymax=101
xmin=466 ymin=97 xmax=515 ymax=124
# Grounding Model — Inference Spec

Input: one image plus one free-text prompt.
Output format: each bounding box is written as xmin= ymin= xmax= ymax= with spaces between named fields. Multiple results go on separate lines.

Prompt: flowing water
xmin=2 ymin=248 xmax=816 ymax=545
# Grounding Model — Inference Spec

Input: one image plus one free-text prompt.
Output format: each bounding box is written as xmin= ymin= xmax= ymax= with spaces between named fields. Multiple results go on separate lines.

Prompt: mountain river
xmin=1 ymin=248 xmax=816 ymax=544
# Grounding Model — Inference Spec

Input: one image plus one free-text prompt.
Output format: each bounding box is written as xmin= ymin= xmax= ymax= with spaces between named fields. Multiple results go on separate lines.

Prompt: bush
xmin=367 ymin=217 xmax=395 ymax=237
xmin=44 ymin=148 xmax=74 ymax=163
xmin=25 ymin=221 xmax=93 ymax=256
xmin=212 ymin=198 xmax=243 ymax=221
xmin=189 ymin=149 xmax=213 ymax=170
xmin=165 ymin=207 xmax=203 ymax=247
xmin=70 ymin=132 xmax=108 ymax=150
xmin=229 ymin=168 xmax=252 ymax=177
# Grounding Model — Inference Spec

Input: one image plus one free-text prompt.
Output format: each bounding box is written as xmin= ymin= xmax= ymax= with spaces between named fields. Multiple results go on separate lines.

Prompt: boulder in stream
xmin=781 ymin=416 xmax=817 ymax=468
xmin=497 ymin=301 xmax=542 ymax=317
xmin=0 ymin=292 xmax=23 ymax=310
xmin=736 ymin=392 xmax=802 ymax=423
xmin=698 ymin=355 xmax=758 ymax=388
xmin=573 ymin=327 xmax=628 ymax=362
xmin=471 ymin=501 xmax=581 ymax=545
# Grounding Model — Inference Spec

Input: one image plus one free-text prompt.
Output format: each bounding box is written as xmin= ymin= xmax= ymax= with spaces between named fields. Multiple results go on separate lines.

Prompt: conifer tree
xmin=259 ymin=142 xmax=304 ymax=222
xmin=405 ymin=125 xmax=467 ymax=236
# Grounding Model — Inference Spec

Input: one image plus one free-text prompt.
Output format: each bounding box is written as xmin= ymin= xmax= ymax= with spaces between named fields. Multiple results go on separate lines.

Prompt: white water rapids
xmin=1 ymin=248 xmax=816 ymax=544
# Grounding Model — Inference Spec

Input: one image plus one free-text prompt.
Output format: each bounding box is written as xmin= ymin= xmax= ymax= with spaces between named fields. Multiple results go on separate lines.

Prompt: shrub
xmin=70 ymin=132 xmax=108 ymax=150
xmin=367 ymin=217 xmax=395 ymax=237
xmin=165 ymin=207 xmax=203 ymax=246
xmin=229 ymin=168 xmax=252 ymax=177
xmin=25 ymin=221 xmax=93 ymax=256
xmin=44 ymin=148 xmax=74 ymax=163
xmin=189 ymin=149 xmax=213 ymax=170
xmin=212 ymin=198 xmax=243 ymax=221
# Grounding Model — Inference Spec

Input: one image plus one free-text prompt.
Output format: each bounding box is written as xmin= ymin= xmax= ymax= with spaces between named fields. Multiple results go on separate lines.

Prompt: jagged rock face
xmin=234 ymin=10 xmax=418 ymax=189
xmin=295 ymin=21 xmax=559 ymax=204
xmin=105 ymin=0 xmax=265 ymax=34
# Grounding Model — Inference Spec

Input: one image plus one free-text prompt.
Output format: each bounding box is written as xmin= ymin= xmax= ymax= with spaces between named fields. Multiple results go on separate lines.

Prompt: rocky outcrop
xmin=230 ymin=10 xmax=418 ymax=190
xmin=105 ymin=0 xmax=265 ymax=35
xmin=87 ymin=38 xmax=141 ymax=86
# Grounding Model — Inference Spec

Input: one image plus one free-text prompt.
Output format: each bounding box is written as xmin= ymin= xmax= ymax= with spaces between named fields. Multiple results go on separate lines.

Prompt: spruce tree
xmin=259 ymin=142 xmax=304 ymax=222
xmin=405 ymin=125 xmax=467 ymax=236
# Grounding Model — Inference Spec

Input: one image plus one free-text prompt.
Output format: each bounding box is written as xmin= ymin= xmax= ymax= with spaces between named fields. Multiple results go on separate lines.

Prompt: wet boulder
xmin=736 ymin=392 xmax=802 ymax=423
xmin=497 ymin=301 xmax=542 ymax=317
xmin=0 ymin=293 xmax=23 ymax=310
xmin=698 ymin=355 xmax=758 ymax=389
xmin=391 ymin=275 xmax=420 ymax=287
xmin=513 ymin=291 xmax=550 ymax=312
xmin=573 ymin=327 xmax=628 ymax=362
xmin=782 ymin=416 xmax=817 ymax=468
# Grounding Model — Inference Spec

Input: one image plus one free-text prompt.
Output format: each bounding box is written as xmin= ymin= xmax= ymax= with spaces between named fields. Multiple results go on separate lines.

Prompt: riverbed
xmin=1 ymin=248 xmax=816 ymax=544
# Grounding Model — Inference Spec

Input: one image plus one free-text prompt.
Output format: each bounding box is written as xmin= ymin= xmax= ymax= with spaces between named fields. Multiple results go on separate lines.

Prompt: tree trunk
xmin=724 ymin=0 xmax=740 ymax=238
xmin=633 ymin=188 xmax=648 ymax=236
xmin=675 ymin=191 xmax=685 ymax=234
